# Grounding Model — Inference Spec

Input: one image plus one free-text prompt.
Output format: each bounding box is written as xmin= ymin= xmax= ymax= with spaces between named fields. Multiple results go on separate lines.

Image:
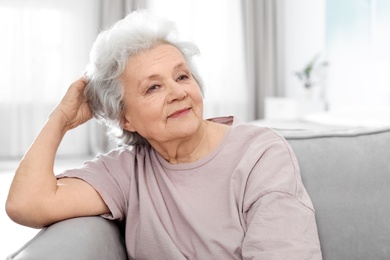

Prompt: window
xmin=326 ymin=0 xmax=390 ymax=111
xmin=0 ymin=0 xmax=100 ymax=157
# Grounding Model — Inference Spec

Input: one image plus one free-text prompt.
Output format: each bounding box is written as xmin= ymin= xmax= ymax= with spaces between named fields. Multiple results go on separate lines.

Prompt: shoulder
xmin=210 ymin=116 xmax=282 ymax=139
xmin=215 ymin=116 xmax=289 ymax=153
xmin=63 ymin=144 xmax=153 ymax=179
xmin=225 ymin=118 xmax=303 ymax=195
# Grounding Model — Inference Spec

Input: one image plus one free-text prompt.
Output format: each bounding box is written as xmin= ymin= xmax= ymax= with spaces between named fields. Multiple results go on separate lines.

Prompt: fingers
xmin=51 ymin=77 xmax=93 ymax=129
xmin=62 ymin=77 xmax=89 ymax=105
xmin=69 ymin=77 xmax=88 ymax=93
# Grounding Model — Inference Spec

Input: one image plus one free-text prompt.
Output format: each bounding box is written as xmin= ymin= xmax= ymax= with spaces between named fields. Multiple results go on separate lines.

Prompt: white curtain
xmin=0 ymin=0 xmax=254 ymax=158
xmin=0 ymin=0 xmax=149 ymax=158
xmin=99 ymin=0 xmax=147 ymax=27
xmin=242 ymin=0 xmax=285 ymax=119
xmin=0 ymin=0 xmax=101 ymax=158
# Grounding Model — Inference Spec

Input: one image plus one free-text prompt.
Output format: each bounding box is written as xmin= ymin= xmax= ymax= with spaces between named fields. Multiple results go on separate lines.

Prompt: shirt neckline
xmin=154 ymin=116 xmax=237 ymax=171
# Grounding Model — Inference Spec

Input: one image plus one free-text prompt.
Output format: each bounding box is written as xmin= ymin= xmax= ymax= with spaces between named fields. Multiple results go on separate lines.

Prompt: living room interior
xmin=1 ymin=0 xmax=390 ymax=258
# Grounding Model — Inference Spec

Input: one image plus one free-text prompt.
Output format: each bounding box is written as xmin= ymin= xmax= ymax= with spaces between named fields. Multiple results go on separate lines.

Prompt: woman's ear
xmin=122 ymin=116 xmax=136 ymax=132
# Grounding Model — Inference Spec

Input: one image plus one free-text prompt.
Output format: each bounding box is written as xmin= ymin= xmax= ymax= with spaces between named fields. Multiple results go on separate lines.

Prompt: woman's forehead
xmin=126 ymin=44 xmax=187 ymax=76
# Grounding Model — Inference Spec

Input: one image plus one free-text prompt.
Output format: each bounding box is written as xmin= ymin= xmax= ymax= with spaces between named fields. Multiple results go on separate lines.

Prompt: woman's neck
xmin=150 ymin=120 xmax=229 ymax=164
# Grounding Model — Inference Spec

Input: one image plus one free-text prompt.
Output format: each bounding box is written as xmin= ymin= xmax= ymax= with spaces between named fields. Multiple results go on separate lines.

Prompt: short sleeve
xmin=241 ymin=131 xmax=322 ymax=259
xmin=57 ymin=147 xmax=134 ymax=221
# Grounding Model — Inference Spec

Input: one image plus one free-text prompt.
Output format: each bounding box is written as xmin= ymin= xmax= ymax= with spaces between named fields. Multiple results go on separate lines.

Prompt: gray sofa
xmin=7 ymin=126 xmax=390 ymax=260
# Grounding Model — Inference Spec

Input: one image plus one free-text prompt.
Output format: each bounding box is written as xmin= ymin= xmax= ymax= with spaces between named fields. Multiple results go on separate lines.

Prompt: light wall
xmin=282 ymin=0 xmax=326 ymax=101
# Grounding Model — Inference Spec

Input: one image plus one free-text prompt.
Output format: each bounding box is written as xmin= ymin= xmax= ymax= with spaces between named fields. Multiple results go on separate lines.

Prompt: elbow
xmin=6 ymin=199 xmax=23 ymax=225
xmin=6 ymin=197 xmax=48 ymax=229
xmin=5 ymin=198 xmax=27 ymax=226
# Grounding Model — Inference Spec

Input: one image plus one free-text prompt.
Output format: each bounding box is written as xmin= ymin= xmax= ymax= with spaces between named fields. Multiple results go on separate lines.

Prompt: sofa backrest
xmin=281 ymin=127 xmax=390 ymax=260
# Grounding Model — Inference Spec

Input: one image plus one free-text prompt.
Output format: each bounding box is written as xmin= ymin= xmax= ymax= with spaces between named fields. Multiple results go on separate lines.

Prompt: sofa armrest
xmin=7 ymin=216 xmax=127 ymax=260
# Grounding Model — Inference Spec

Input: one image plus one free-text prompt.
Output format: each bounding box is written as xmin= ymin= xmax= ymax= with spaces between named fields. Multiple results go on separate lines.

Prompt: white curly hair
xmin=84 ymin=10 xmax=203 ymax=146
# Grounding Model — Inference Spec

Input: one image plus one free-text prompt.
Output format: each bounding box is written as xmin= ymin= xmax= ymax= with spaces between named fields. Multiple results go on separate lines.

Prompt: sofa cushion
xmin=281 ymin=126 xmax=390 ymax=260
xmin=7 ymin=216 xmax=127 ymax=260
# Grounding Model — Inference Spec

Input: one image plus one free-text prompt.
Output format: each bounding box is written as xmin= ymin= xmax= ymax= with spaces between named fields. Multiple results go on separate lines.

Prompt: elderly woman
xmin=6 ymin=10 xmax=322 ymax=259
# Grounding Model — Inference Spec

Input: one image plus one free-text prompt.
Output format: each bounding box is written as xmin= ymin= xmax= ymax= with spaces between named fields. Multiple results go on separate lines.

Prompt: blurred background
xmin=1 ymin=0 xmax=390 ymax=257
xmin=1 ymin=0 xmax=390 ymax=159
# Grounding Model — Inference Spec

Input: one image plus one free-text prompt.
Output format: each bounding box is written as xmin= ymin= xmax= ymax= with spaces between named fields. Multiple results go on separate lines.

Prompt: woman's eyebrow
xmin=139 ymin=62 xmax=188 ymax=83
xmin=173 ymin=62 xmax=187 ymax=70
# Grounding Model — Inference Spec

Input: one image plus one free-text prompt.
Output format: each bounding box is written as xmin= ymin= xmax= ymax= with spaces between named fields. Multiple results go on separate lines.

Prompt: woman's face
xmin=121 ymin=44 xmax=204 ymax=145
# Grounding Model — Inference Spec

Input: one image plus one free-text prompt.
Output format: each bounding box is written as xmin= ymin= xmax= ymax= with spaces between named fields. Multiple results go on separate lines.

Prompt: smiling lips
xmin=168 ymin=108 xmax=191 ymax=119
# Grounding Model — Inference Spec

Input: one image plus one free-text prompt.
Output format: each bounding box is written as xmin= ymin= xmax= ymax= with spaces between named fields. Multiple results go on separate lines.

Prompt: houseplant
xmin=295 ymin=54 xmax=328 ymax=90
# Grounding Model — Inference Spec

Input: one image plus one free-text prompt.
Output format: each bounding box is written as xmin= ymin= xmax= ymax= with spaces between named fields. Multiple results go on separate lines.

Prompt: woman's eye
xmin=147 ymin=85 xmax=160 ymax=93
xmin=177 ymin=75 xmax=189 ymax=81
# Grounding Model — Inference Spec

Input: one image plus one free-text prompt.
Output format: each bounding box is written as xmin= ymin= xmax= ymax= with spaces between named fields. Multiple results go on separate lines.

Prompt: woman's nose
xmin=167 ymin=82 xmax=187 ymax=103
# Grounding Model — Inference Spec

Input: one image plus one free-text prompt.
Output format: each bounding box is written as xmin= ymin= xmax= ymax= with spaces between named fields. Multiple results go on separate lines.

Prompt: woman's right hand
xmin=52 ymin=77 xmax=93 ymax=131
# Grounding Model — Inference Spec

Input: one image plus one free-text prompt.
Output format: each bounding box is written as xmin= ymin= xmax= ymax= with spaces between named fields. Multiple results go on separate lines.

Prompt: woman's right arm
xmin=6 ymin=78 xmax=109 ymax=228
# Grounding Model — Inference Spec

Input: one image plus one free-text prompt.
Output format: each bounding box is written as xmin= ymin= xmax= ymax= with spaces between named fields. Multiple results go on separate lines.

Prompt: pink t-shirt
xmin=59 ymin=117 xmax=322 ymax=259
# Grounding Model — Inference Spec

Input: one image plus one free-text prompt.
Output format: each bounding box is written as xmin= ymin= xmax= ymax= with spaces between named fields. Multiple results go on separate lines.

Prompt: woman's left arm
xmin=242 ymin=191 xmax=322 ymax=259
xmin=240 ymin=138 xmax=322 ymax=260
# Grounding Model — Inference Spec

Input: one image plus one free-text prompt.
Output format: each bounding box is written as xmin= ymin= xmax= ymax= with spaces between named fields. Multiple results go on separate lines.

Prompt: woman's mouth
xmin=168 ymin=108 xmax=191 ymax=119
